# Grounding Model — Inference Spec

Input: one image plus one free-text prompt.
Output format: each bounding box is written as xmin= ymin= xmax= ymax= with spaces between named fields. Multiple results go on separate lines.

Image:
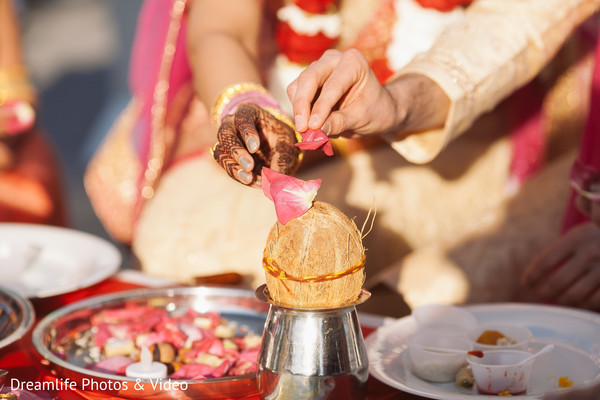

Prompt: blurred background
xmin=17 ymin=0 xmax=143 ymax=243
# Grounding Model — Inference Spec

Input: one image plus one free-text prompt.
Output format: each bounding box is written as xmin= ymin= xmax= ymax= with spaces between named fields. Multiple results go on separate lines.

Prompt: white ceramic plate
xmin=0 ymin=223 xmax=121 ymax=298
xmin=366 ymin=303 xmax=600 ymax=399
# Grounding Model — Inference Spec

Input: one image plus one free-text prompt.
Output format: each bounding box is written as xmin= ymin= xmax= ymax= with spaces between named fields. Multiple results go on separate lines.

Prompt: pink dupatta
xmin=129 ymin=0 xmax=192 ymax=171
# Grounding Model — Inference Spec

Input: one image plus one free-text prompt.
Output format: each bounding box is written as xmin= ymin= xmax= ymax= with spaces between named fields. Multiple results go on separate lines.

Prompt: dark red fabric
xmin=562 ymin=36 xmax=600 ymax=231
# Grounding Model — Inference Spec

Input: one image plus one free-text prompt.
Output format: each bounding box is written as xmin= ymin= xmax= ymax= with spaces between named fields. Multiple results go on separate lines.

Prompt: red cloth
xmin=562 ymin=36 xmax=600 ymax=231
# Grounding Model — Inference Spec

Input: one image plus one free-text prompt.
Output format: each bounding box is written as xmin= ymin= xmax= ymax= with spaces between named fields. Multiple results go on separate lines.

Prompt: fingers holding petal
xmin=290 ymin=49 xmax=345 ymax=132
xmin=308 ymin=49 xmax=370 ymax=130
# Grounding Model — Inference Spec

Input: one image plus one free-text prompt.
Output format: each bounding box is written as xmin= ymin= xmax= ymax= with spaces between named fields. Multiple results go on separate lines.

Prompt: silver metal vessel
xmin=256 ymin=285 xmax=370 ymax=400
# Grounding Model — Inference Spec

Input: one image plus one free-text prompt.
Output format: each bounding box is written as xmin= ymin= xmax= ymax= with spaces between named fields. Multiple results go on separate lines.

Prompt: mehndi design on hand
xmin=213 ymin=103 xmax=301 ymax=185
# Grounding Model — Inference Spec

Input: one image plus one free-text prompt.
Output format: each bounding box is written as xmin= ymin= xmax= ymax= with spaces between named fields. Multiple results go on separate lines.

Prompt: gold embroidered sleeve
xmin=383 ymin=0 xmax=600 ymax=164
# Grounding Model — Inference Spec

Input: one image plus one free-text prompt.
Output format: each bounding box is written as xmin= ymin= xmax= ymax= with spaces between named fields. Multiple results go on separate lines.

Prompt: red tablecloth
xmin=0 ymin=278 xmax=420 ymax=400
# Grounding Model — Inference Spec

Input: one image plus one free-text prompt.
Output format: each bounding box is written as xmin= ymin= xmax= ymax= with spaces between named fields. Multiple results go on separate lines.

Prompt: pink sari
xmin=85 ymin=0 xmax=194 ymax=243
xmin=129 ymin=0 xmax=192 ymax=175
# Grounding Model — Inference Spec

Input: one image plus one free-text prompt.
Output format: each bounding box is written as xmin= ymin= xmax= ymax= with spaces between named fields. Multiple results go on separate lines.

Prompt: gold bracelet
xmin=209 ymin=142 xmax=218 ymax=159
xmin=211 ymin=82 xmax=270 ymax=127
xmin=0 ymin=67 xmax=36 ymax=106
xmin=0 ymin=83 xmax=36 ymax=106
xmin=0 ymin=66 xmax=29 ymax=86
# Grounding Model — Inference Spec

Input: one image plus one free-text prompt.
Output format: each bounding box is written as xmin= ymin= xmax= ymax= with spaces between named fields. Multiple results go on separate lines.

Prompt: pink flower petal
xmin=295 ymin=129 xmax=334 ymax=156
xmin=271 ymin=177 xmax=321 ymax=225
xmin=261 ymin=167 xmax=280 ymax=200
xmin=260 ymin=167 xmax=320 ymax=225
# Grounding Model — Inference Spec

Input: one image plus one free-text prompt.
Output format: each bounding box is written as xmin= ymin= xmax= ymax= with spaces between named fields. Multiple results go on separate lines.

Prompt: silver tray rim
xmin=0 ymin=285 xmax=35 ymax=350
xmin=32 ymin=286 xmax=268 ymax=386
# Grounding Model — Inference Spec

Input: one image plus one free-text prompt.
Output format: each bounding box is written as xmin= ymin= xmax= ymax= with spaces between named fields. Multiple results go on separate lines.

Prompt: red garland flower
xmin=294 ymin=0 xmax=337 ymax=14
xmin=275 ymin=21 xmax=339 ymax=65
xmin=415 ymin=0 xmax=473 ymax=12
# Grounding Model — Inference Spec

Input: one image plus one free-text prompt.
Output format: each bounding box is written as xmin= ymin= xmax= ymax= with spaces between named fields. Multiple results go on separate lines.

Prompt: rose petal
xmin=295 ymin=129 xmax=334 ymax=156
xmin=260 ymin=167 xmax=280 ymax=201
xmin=322 ymin=140 xmax=334 ymax=156
xmin=260 ymin=167 xmax=320 ymax=225
xmin=270 ymin=177 xmax=321 ymax=225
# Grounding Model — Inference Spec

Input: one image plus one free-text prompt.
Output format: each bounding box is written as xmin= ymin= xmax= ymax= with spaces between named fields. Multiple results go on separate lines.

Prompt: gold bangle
xmin=0 ymin=66 xmax=29 ymax=86
xmin=0 ymin=83 xmax=36 ymax=106
xmin=209 ymin=142 xmax=218 ymax=159
xmin=211 ymin=82 xmax=269 ymax=128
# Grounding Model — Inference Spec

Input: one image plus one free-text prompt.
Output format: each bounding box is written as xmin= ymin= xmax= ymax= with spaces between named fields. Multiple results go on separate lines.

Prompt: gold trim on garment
xmin=139 ymin=0 xmax=188 ymax=206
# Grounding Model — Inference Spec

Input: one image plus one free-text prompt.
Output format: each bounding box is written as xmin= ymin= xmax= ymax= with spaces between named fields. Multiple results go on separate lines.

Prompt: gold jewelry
xmin=209 ymin=141 xmax=218 ymax=159
xmin=0 ymin=66 xmax=36 ymax=106
xmin=0 ymin=66 xmax=28 ymax=85
xmin=211 ymin=82 xmax=270 ymax=127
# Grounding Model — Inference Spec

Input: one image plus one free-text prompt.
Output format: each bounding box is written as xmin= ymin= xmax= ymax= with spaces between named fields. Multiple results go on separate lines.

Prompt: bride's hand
xmin=212 ymin=103 xmax=301 ymax=185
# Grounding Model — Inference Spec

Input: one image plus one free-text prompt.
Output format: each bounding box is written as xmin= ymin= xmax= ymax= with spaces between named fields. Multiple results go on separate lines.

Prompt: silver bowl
xmin=32 ymin=286 xmax=269 ymax=399
xmin=0 ymin=286 xmax=35 ymax=352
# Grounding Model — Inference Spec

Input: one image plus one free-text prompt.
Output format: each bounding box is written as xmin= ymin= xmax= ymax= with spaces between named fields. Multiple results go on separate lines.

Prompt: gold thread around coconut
xmin=262 ymin=254 xmax=366 ymax=284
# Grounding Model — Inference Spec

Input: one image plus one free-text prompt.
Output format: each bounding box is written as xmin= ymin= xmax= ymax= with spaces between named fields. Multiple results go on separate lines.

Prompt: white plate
xmin=0 ymin=223 xmax=121 ymax=298
xmin=366 ymin=303 xmax=600 ymax=399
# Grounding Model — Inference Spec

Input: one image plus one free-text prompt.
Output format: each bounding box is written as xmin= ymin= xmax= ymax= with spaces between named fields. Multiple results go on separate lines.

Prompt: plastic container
xmin=407 ymin=330 xmax=472 ymax=383
xmin=467 ymin=349 xmax=535 ymax=395
xmin=467 ymin=323 xmax=532 ymax=351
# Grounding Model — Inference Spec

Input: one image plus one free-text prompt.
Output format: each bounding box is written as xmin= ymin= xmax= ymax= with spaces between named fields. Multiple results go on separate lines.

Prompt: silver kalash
xmin=255 ymin=284 xmax=371 ymax=400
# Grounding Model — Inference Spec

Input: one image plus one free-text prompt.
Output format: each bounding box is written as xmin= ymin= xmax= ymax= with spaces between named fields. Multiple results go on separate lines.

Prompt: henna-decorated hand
xmin=212 ymin=103 xmax=301 ymax=185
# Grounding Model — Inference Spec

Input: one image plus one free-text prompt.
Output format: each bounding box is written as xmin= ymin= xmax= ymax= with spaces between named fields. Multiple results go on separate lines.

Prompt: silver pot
xmin=255 ymin=285 xmax=370 ymax=400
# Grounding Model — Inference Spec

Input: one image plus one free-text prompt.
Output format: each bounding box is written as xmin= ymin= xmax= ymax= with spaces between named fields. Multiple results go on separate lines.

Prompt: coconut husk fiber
xmin=263 ymin=201 xmax=366 ymax=308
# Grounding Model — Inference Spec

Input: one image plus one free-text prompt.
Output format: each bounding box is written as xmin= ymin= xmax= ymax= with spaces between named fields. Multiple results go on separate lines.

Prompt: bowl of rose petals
xmin=33 ymin=286 xmax=269 ymax=399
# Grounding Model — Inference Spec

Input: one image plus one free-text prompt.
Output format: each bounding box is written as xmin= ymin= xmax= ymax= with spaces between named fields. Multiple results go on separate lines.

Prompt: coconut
xmin=263 ymin=201 xmax=366 ymax=308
